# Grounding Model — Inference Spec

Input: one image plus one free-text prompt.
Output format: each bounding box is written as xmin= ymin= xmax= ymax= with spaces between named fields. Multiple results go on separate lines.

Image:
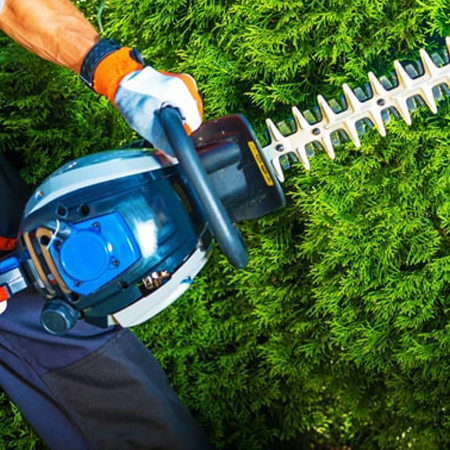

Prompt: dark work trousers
xmin=0 ymin=153 xmax=214 ymax=450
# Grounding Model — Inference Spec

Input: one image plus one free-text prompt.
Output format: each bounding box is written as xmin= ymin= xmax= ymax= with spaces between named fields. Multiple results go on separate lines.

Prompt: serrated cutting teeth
xmin=262 ymin=37 xmax=450 ymax=181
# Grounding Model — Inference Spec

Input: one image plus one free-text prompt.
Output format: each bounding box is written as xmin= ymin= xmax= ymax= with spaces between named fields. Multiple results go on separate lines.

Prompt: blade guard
xmin=192 ymin=114 xmax=286 ymax=223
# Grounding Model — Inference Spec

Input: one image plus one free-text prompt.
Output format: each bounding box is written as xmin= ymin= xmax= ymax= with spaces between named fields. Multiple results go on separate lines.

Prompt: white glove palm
xmin=114 ymin=67 xmax=203 ymax=155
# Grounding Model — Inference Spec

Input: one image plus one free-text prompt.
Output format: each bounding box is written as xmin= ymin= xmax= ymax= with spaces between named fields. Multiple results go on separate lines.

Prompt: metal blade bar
xmin=262 ymin=37 xmax=450 ymax=182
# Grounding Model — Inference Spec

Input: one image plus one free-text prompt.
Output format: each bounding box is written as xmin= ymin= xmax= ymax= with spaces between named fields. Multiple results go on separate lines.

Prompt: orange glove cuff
xmin=92 ymin=47 xmax=144 ymax=104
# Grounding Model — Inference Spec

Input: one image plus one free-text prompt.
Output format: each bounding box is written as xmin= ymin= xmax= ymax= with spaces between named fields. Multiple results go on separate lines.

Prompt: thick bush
xmin=2 ymin=0 xmax=450 ymax=448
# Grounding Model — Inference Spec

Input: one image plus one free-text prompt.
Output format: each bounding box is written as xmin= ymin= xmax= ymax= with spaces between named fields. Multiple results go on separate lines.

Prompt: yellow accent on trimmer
xmin=248 ymin=141 xmax=274 ymax=187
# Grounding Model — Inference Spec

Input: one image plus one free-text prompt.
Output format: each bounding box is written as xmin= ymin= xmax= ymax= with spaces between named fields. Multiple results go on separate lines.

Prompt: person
xmin=0 ymin=0 xmax=215 ymax=448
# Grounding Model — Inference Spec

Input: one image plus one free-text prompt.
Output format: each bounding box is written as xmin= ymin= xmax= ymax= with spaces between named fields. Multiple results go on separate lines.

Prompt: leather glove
xmin=80 ymin=39 xmax=203 ymax=155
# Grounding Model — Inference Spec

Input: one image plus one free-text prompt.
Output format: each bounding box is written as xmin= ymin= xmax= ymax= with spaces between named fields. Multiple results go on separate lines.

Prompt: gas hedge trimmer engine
xmin=0 ymin=110 xmax=284 ymax=334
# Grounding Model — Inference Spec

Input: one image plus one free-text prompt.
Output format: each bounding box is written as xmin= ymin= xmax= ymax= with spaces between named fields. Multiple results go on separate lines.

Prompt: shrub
xmin=2 ymin=0 xmax=450 ymax=448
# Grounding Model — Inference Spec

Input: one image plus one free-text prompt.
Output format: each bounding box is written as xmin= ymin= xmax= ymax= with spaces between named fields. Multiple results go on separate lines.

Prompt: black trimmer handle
xmin=159 ymin=106 xmax=249 ymax=268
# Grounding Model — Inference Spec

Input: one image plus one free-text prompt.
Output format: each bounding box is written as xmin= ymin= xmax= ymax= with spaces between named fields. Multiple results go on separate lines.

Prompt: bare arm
xmin=0 ymin=0 xmax=100 ymax=73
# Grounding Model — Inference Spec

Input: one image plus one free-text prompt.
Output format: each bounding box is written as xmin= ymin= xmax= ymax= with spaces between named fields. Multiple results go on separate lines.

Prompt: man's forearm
xmin=0 ymin=0 xmax=100 ymax=73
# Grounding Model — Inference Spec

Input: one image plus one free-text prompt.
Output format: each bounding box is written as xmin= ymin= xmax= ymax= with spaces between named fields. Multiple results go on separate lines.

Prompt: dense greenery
xmin=2 ymin=0 xmax=450 ymax=448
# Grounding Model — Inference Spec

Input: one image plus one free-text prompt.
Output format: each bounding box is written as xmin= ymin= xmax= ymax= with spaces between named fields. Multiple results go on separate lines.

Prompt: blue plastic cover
xmin=0 ymin=256 xmax=19 ymax=274
xmin=52 ymin=212 xmax=141 ymax=295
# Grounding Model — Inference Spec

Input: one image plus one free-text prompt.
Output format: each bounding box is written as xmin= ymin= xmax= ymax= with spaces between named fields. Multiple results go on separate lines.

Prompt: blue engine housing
xmin=0 ymin=112 xmax=285 ymax=335
xmin=18 ymin=148 xmax=212 ymax=332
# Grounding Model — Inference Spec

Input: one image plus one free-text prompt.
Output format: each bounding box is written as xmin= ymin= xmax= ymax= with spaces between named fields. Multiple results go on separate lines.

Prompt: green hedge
xmin=2 ymin=0 xmax=450 ymax=448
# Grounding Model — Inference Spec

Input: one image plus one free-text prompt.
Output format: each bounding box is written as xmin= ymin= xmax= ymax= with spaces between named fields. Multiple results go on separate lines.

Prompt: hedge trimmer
xmin=0 ymin=39 xmax=448 ymax=335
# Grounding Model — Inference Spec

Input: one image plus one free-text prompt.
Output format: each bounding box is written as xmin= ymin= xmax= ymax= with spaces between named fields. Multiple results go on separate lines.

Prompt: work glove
xmin=80 ymin=39 xmax=203 ymax=155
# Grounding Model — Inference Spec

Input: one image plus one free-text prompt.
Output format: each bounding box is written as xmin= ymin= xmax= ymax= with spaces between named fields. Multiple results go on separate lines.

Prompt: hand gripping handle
xmin=159 ymin=106 xmax=249 ymax=268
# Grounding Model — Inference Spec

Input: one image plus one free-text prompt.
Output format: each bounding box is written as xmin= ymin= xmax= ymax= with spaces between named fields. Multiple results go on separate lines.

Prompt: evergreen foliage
xmin=2 ymin=0 xmax=450 ymax=448
xmin=0 ymin=32 xmax=130 ymax=186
